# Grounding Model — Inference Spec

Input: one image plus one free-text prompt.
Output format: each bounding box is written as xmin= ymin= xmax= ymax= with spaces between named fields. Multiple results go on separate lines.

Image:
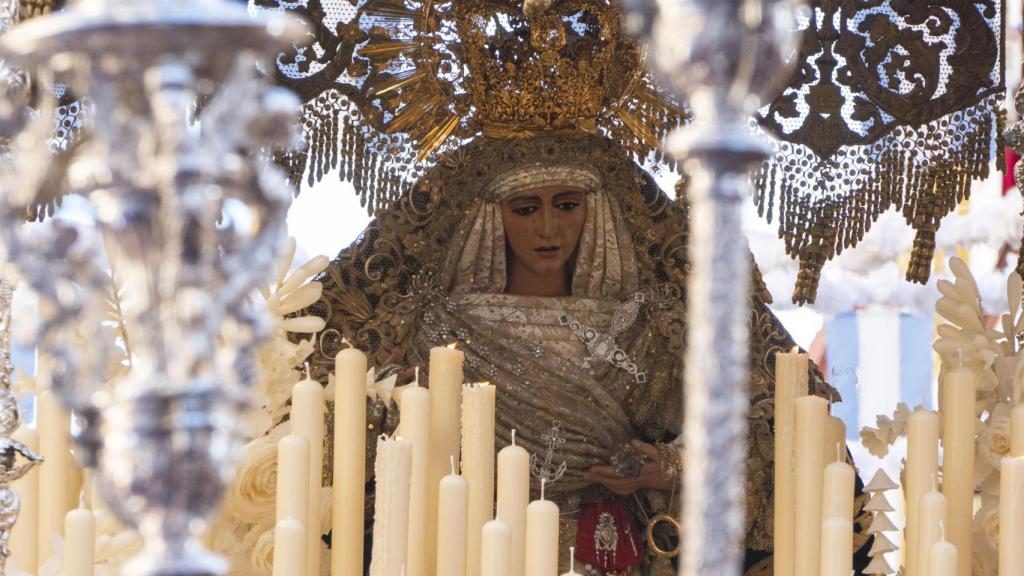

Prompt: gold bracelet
xmin=655 ymin=441 xmax=681 ymax=483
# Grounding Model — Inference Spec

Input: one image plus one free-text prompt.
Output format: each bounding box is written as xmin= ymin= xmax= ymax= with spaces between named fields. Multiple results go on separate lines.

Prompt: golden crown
xmin=358 ymin=0 xmax=686 ymax=160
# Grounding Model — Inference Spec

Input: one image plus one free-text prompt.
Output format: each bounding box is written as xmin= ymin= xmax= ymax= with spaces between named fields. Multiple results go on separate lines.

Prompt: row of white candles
xmin=774 ymin=349 xmax=1024 ymax=576
xmin=274 ymin=345 xmax=578 ymax=576
xmin=19 ymin=346 xmax=1024 ymax=576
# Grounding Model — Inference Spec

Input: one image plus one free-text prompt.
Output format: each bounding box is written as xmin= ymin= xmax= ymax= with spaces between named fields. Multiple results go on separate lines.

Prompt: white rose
xmin=978 ymin=412 xmax=1013 ymax=470
xmin=225 ymin=430 xmax=283 ymax=524
xmin=250 ymin=525 xmax=277 ymax=576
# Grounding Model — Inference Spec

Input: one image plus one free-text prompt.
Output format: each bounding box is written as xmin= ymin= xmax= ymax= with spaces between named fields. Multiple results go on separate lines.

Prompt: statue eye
xmin=512 ymin=206 xmax=538 ymax=215
xmin=556 ymin=201 xmax=580 ymax=211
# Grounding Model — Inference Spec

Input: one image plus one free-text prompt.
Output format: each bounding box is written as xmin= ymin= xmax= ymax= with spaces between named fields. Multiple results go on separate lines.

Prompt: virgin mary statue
xmin=308 ymin=132 xmax=873 ymax=576
xmin=287 ymin=1 xmax=872 ymax=574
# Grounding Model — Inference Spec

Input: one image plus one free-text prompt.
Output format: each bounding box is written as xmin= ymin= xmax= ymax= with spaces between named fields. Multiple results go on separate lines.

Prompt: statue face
xmin=500 ymin=185 xmax=587 ymax=284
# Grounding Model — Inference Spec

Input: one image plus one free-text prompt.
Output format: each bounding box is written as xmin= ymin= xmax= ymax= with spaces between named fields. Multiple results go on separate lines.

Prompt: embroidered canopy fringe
xmin=276 ymin=88 xmax=428 ymax=214
xmin=18 ymin=0 xmax=60 ymax=18
xmin=754 ymin=94 xmax=1005 ymax=304
xmin=752 ymin=0 xmax=1006 ymax=303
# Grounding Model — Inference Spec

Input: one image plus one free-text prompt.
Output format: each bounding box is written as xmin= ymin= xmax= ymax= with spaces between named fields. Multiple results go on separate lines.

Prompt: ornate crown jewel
xmin=454 ymin=1 xmax=638 ymax=138
xmin=360 ymin=0 xmax=685 ymax=155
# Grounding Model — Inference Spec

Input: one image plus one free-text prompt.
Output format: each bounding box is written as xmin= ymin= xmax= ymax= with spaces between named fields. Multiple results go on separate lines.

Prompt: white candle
xmin=333 ymin=347 xmax=367 ymax=576
xmin=773 ymin=349 xmax=808 ymax=576
xmin=560 ymin=547 xmax=582 ymax=576
xmin=941 ymin=367 xmax=975 ymax=576
xmin=905 ymin=407 xmax=940 ymax=576
xmin=818 ymin=516 xmax=852 ymax=576
xmin=480 ymin=517 xmax=511 ymax=576
xmin=38 ymin=389 xmax=71 ymax=565
xmin=462 ymin=382 xmax=496 ymax=576
xmin=825 ymin=415 xmax=846 ymax=468
xmin=399 ymin=371 xmax=431 ymax=576
xmin=276 ymin=434 xmax=311 ymax=524
xmin=794 ymin=395 xmax=827 ymax=576
xmin=370 ymin=436 xmax=413 ymax=576
xmin=497 ymin=430 xmax=530 ymax=576
xmin=525 ymin=480 xmax=559 ymax=576
xmin=63 ymin=504 xmax=94 ymax=576
xmin=999 ymin=456 xmax=1024 ymax=575
xmin=68 ymin=455 xmax=84 ymax=520
xmin=437 ymin=457 xmax=469 ymax=576
xmin=1012 ymin=403 xmax=1024 ymax=457
xmin=929 ymin=538 xmax=957 ymax=576
xmin=273 ymin=519 xmax=307 ymax=576
xmin=10 ymin=426 xmax=38 ymax=575
xmin=916 ymin=487 xmax=947 ymax=576
xmin=821 ymin=456 xmax=855 ymax=521
xmin=428 ymin=345 xmax=464 ymax=573
xmin=292 ymin=373 xmax=325 ymax=576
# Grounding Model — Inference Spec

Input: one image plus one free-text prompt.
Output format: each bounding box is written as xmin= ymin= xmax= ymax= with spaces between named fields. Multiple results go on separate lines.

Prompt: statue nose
xmin=540 ymin=209 xmax=555 ymax=237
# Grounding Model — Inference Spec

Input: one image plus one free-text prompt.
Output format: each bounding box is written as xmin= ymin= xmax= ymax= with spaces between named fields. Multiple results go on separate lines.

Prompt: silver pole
xmin=626 ymin=1 xmax=806 ymax=574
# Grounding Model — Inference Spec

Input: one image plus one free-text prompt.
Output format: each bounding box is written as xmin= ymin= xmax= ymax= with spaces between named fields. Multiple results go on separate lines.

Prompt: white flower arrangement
xmin=207 ymin=237 xmax=331 ymax=575
xmin=858 ymin=257 xmax=1024 ymax=575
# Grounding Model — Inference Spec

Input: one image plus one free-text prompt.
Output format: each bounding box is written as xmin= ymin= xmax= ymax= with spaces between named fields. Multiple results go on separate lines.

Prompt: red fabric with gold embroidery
xmin=575 ymin=497 xmax=645 ymax=572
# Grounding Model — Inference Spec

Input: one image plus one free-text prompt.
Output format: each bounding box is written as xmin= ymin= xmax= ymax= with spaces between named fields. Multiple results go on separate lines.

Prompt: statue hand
xmin=583 ymin=439 xmax=677 ymax=495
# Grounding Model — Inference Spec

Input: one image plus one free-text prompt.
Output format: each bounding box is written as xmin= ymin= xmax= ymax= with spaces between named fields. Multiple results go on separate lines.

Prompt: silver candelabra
xmin=0 ymin=1 xmax=305 ymax=574
xmin=0 ymin=2 xmax=43 ymax=573
xmin=0 ymin=277 xmax=42 ymax=576
xmin=624 ymin=1 xmax=806 ymax=575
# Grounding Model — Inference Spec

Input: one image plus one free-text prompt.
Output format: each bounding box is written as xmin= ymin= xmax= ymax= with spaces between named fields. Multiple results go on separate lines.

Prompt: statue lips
xmin=534 ymin=245 xmax=560 ymax=259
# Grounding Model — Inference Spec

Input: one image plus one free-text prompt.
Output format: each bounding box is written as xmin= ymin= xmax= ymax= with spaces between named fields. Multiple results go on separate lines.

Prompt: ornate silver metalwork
xmin=0 ymin=277 xmax=42 ymax=575
xmin=0 ymin=4 xmax=44 ymax=573
xmin=529 ymin=419 xmax=568 ymax=487
xmin=626 ymin=1 xmax=806 ymax=575
xmin=0 ymin=1 xmax=304 ymax=574
xmin=559 ymin=293 xmax=647 ymax=383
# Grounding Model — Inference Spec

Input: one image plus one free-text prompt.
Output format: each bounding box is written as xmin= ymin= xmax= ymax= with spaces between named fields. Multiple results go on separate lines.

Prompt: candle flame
xmin=447 ymin=342 xmax=458 ymax=350
xmin=479 ymin=381 xmax=491 ymax=387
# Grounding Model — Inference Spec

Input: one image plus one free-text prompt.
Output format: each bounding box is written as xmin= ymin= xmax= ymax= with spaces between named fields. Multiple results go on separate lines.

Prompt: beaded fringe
xmin=753 ymin=94 xmax=1005 ymax=305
